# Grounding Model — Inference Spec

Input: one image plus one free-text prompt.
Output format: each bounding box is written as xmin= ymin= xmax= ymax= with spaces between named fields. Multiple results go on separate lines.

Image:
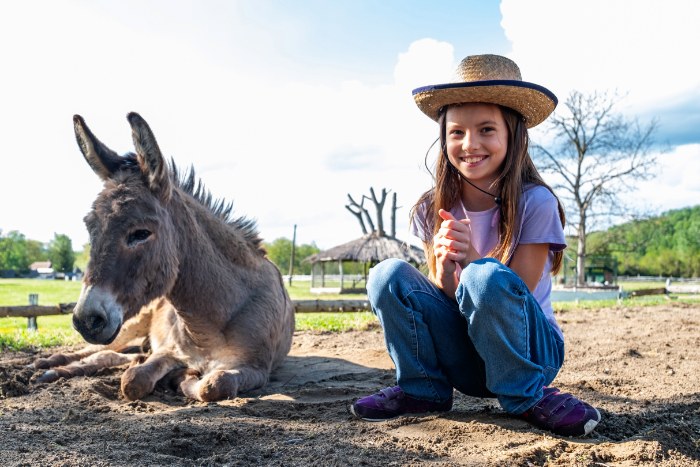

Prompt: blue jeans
xmin=367 ymin=258 xmax=565 ymax=414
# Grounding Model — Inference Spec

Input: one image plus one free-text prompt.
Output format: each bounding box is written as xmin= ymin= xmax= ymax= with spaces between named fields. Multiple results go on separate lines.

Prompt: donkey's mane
xmin=114 ymin=153 xmax=264 ymax=253
xmin=170 ymin=160 xmax=264 ymax=253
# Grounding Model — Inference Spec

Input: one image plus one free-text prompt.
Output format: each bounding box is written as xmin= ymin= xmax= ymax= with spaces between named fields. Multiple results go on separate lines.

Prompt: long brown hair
xmin=411 ymin=104 xmax=565 ymax=282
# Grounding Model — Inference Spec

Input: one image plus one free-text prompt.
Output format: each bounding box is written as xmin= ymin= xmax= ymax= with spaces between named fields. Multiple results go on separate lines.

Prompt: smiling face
xmin=445 ymin=103 xmax=508 ymax=187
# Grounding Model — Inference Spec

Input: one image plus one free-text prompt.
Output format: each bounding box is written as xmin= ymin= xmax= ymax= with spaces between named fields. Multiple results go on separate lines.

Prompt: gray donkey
xmin=32 ymin=113 xmax=295 ymax=402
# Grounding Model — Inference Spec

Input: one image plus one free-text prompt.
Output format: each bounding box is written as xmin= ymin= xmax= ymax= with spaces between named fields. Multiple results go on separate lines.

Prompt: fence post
xmin=27 ymin=294 xmax=38 ymax=332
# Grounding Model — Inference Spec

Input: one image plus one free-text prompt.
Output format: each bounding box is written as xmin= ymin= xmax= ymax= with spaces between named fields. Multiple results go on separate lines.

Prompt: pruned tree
xmin=368 ymin=188 xmax=388 ymax=237
xmin=346 ymin=194 xmax=372 ymax=234
xmin=346 ymin=188 xmax=400 ymax=238
xmin=534 ymin=90 xmax=663 ymax=286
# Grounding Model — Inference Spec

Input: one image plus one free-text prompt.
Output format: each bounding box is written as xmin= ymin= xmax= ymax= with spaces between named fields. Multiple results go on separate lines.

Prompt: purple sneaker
xmin=350 ymin=386 xmax=452 ymax=421
xmin=522 ymin=386 xmax=601 ymax=437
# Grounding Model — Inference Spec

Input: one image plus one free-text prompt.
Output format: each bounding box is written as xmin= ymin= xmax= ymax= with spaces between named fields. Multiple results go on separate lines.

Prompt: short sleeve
xmin=410 ymin=200 xmax=431 ymax=244
xmin=518 ymin=187 xmax=567 ymax=252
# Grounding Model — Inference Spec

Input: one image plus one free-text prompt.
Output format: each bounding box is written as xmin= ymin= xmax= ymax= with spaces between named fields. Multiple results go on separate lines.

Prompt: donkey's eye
xmin=127 ymin=229 xmax=151 ymax=246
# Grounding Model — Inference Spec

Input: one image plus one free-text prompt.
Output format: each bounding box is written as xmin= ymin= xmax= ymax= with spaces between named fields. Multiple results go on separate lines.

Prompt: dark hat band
xmin=412 ymin=79 xmax=558 ymax=106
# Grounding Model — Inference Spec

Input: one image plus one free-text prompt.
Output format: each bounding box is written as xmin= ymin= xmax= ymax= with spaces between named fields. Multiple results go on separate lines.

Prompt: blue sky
xmin=1 ymin=0 xmax=699 ymax=249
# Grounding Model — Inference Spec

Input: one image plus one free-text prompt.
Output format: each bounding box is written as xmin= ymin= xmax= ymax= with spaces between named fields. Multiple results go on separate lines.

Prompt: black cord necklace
xmin=446 ymin=158 xmax=504 ymax=222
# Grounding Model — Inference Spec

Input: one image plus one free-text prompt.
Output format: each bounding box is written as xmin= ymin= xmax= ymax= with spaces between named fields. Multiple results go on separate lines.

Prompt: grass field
xmin=2 ymin=278 xmax=698 ymax=350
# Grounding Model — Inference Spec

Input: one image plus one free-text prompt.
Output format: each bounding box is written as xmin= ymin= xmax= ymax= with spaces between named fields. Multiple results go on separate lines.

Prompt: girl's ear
xmin=126 ymin=112 xmax=172 ymax=202
xmin=73 ymin=115 xmax=122 ymax=181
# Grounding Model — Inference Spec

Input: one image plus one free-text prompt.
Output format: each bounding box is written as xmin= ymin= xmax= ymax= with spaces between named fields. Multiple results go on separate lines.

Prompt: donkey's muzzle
xmin=72 ymin=284 xmax=123 ymax=345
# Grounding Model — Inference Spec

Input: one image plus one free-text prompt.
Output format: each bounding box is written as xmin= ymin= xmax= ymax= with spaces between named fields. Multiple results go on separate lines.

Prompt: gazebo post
xmin=339 ymin=259 xmax=344 ymax=291
xmin=321 ymin=262 xmax=325 ymax=288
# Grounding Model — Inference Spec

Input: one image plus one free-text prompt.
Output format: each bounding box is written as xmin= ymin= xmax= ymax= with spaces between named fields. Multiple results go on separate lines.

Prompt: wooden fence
xmin=0 ymin=299 xmax=372 ymax=321
xmin=3 ymin=283 xmax=699 ymax=326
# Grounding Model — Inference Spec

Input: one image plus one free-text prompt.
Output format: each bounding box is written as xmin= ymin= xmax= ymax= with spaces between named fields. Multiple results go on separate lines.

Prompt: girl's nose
xmin=463 ymin=130 xmax=480 ymax=153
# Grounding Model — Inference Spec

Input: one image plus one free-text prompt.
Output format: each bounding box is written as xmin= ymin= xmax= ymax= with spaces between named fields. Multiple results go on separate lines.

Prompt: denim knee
xmin=367 ymin=258 xmax=412 ymax=300
xmin=459 ymin=258 xmax=526 ymax=311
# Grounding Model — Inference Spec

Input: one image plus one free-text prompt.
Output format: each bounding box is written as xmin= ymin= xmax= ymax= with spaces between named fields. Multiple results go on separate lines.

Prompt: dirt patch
xmin=1 ymin=303 xmax=699 ymax=466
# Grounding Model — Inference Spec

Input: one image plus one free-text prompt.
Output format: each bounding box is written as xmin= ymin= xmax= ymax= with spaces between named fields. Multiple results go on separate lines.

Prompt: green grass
xmin=284 ymin=281 xmax=368 ymax=300
xmin=552 ymin=296 xmax=700 ymax=311
xmin=3 ymin=278 xmax=698 ymax=350
xmin=0 ymin=279 xmax=82 ymax=306
xmin=0 ymin=311 xmax=379 ymax=350
xmin=0 ymin=315 xmax=82 ymax=351
xmin=295 ymin=311 xmax=378 ymax=332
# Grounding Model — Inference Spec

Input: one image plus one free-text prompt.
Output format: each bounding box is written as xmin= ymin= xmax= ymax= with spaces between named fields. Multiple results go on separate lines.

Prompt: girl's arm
xmin=508 ymin=243 xmax=550 ymax=293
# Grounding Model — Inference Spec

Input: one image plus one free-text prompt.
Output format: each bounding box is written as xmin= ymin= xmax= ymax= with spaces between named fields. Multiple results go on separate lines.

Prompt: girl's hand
xmin=432 ymin=209 xmax=473 ymax=299
xmin=434 ymin=209 xmax=473 ymax=269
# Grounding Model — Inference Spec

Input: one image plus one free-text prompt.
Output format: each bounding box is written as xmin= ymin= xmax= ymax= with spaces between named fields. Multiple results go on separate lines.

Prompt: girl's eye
xmin=450 ymin=129 xmax=464 ymax=136
xmin=481 ymin=127 xmax=495 ymax=133
xmin=127 ymin=229 xmax=152 ymax=246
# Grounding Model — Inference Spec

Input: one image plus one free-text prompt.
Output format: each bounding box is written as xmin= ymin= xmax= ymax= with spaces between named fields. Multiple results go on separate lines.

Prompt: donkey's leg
xmin=32 ymin=306 xmax=153 ymax=370
xmin=35 ymin=350 xmax=145 ymax=384
xmin=180 ymin=365 xmax=270 ymax=402
xmin=32 ymin=344 xmax=104 ymax=371
xmin=120 ymin=351 xmax=184 ymax=400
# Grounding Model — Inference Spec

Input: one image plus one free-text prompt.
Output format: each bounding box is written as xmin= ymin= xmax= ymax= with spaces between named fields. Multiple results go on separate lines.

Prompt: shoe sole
xmin=349 ymin=404 xmax=448 ymax=422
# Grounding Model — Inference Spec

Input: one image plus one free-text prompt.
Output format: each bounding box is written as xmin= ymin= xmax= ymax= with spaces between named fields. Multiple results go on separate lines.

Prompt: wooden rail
xmin=0 ymin=300 xmax=371 ymax=318
xmin=0 ymin=302 xmax=77 ymax=318
xmin=293 ymin=300 xmax=370 ymax=313
xmin=629 ymin=287 xmax=667 ymax=297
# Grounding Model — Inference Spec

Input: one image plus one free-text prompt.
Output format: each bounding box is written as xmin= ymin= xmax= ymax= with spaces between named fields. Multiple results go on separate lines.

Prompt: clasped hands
xmin=432 ymin=209 xmax=481 ymax=295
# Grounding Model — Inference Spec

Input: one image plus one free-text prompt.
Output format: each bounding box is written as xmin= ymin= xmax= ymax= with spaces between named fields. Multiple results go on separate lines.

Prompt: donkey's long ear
xmin=126 ymin=112 xmax=171 ymax=201
xmin=74 ymin=115 xmax=122 ymax=181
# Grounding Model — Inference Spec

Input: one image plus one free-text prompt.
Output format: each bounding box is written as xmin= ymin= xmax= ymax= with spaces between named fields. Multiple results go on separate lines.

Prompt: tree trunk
xmin=390 ymin=192 xmax=397 ymax=238
xmin=288 ymin=224 xmax=296 ymax=286
xmin=369 ymin=188 xmax=387 ymax=237
xmin=577 ymin=216 xmax=586 ymax=286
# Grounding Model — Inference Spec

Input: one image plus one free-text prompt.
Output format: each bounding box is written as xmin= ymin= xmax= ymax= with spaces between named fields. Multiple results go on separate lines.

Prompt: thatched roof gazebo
xmin=301 ymin=232 xmax=425 ymax=294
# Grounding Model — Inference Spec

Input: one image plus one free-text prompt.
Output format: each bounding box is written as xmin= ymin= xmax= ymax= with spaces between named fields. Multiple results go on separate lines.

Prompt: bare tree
xmin=368 ymin=188 xmax=388 ymax=237
xmin=534 ymin=90 xmax=662 ymax=286
xmin=346 ymin=188 xmax=400 ymax=238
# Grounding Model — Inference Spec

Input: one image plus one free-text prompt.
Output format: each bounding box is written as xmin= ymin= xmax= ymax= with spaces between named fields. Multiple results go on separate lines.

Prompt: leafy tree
xmin=74 ymin=243 xmax=91 ymax=271
xmin=0 ymin=230 xmax=28 ymax=271
xmin=26 ymin=240 xmax=48 ymax=266
xmin=573 ymin=205 xmax=700 ymax=278
xmin=265 ymin=238 xmax=320 ymax=275
xmin=534 ymin=91 xmax=662 ymax=285
xmin=48 ymin=233 xmax=76 ymax=273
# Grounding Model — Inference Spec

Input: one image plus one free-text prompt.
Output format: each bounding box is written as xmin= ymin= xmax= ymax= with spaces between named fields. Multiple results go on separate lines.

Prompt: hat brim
xmin=412 ymin=80 xmax=557 ymax=128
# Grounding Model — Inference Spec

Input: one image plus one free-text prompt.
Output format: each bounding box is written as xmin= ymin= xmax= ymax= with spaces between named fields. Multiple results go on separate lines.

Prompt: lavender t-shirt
xmin=411 ymin=185 xmax=567 ymax=339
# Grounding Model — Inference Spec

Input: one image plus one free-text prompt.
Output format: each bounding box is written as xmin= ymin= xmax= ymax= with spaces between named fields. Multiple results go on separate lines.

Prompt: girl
xmin=350 ymin=54 xmax=600 ymax=437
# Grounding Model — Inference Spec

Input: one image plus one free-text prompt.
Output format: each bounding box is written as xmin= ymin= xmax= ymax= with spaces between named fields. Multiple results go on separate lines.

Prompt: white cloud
xmin=0 ymin=1 xmax=454 ymax=251
xmin=500 ymin=0 xmax=700 ymax=111
xmin=393 ymin=38 xmax=455 ymax=92
xmin=501 ymin=0 xmax=700 ymax=220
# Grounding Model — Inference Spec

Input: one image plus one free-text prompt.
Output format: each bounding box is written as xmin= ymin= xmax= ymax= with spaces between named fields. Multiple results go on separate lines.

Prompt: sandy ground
xmin=1 ymin=302 xmax=699 ymax=466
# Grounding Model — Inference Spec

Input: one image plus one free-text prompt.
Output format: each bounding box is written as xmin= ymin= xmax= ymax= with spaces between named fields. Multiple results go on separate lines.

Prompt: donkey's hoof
xmin=121 ymin=367 xmax=155 ymax=401
xmin=35 ymin=370 xmax=59 ymax=385
xmin=32 ymin=358 xmax=52 ymax=370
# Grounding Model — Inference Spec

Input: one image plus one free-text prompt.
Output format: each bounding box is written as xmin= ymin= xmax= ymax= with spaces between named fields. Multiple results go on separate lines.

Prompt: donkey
xmin=32 ymin=113 xmax=295 ymax=401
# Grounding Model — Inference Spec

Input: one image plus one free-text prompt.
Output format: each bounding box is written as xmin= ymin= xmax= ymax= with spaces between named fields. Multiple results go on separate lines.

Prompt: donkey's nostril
xmin=86 ymin=315 xmax=106 ymax=334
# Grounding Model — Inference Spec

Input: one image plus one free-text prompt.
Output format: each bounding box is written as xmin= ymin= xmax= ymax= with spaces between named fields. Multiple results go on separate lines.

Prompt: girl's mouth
xmin=460 ymin=155 xmax=488 ymax=166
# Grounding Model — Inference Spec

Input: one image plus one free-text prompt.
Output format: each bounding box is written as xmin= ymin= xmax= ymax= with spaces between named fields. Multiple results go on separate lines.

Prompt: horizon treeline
xmin=583 ymin=205 xmax=700 ymax=278
xmin=0 ymin=231 xmax=88 ymax=274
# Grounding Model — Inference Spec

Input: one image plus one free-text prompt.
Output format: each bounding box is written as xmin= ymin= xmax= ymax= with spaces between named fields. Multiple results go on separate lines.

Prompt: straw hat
xmin=412 ymin=54 xmax=557 ymax=128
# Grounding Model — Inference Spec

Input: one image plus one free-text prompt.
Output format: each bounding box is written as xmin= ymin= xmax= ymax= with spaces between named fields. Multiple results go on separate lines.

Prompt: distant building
xmin=29 ymin=261 xmax=54 ymax=279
